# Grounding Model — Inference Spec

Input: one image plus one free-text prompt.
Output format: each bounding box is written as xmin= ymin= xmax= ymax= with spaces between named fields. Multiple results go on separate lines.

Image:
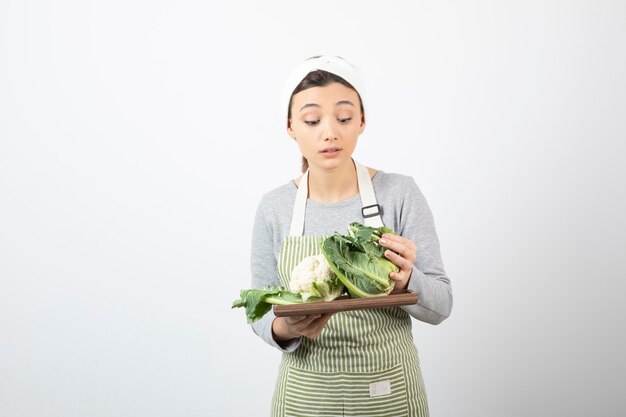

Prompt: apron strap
xmin=288 ymin=160 xmax=384 ymax=236
xmin=355 ymin=161 xmax=384 ymax=228
xmin=289 ymin=169 xmax=309 ymax=236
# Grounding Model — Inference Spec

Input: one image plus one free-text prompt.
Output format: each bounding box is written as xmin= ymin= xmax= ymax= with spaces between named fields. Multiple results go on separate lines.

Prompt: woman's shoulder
xmin=257 ymin=179 xmax=297 ymax=211
xmin=372 ymin=169 xmax=427 ymax=206
xmin=372 ymin=169 xmax=419 ymax=189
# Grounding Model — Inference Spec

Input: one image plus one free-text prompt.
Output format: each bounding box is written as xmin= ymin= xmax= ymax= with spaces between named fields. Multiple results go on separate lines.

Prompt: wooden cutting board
xmin=273 ymin=289 xmax=418 ymax=317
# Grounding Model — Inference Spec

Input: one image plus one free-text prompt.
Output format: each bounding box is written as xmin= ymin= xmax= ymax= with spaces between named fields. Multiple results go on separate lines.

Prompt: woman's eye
xmin=339 ymin=117 xmax=352 ymax=124
xmin=304 ymin=120 xmax=319 ymax=126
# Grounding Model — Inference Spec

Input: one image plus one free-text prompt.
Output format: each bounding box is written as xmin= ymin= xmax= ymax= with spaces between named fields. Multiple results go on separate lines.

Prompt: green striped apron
xmin=271 ymin=161 xmax=429 ymax=417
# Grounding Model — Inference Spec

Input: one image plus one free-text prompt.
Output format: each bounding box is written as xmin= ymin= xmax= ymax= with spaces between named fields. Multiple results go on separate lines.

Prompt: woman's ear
xmin=287 ymin=119 xmax=296 ymax=140
xmin=359 ymin=114 xmax=366 ymax=133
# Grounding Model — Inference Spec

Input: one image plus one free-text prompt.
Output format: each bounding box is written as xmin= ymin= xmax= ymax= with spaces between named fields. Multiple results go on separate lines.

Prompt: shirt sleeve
xmin=249 ymin=196 xmax=302 ymax=352
xmin=398 ymin=176 xmax=453 ymax=324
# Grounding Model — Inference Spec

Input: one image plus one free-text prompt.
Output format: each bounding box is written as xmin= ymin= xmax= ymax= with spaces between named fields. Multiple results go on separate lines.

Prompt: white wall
xmin=1 ymin=1 xmax=625 ymax=416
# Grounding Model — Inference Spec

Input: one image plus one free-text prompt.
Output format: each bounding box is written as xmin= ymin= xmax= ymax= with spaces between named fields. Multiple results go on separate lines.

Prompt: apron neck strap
xmin=289 ymin=169 xmax=309 ymax=237
xmin=357 ymin=161 xmax=384 ymax=228
xmin=288 ymin=160 xmax=384 ymax=236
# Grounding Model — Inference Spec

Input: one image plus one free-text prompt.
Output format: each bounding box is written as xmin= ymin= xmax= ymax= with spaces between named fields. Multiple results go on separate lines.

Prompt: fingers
xmin=378 ymin=234 xmax=417 ymax=263
xmin=286 ymin=314 xmax=320 ymax=326
xmin=384 ymin=249 xmax=414 ymax=271
xmin=379 ymin=234 xmax=416 ymax=290
xmin=285 ymin=313 xmax=334 ymax=339
xmin=305 ymin=313 xmax=334 ymax=339
xmin=379 ymin=233 xmax=416 ymax=270
xmin=387 ymin=265 xmax=412 ymax=290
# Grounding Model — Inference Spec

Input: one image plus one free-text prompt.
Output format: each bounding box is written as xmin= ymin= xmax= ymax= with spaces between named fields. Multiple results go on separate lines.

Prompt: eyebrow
xmin=299 ymin=100 xmax=356 ymax=112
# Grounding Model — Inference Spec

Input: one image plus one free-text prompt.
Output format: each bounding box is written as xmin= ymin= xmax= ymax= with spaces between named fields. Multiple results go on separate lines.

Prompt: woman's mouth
xmin=320 ymin=147 xmax=342 ymax=158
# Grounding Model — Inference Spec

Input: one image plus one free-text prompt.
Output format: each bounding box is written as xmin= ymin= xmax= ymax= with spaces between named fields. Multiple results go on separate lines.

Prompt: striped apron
xmin=271 ymin=161 xmax=429 ymax=417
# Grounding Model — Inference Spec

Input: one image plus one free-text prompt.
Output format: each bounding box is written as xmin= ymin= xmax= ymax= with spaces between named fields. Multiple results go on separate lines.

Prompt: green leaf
xmin=232 ymin=287 xmax=305 ymax=323
xmin=321 ymin=223 xmax=399 ymax=298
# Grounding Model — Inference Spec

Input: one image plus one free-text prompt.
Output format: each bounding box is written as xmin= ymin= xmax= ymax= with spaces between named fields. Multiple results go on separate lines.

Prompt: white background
xmin=1 ymin=1 xmax=625 ymax=416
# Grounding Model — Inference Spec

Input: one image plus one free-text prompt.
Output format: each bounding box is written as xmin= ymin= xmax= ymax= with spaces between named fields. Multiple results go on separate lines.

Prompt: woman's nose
xmin=321 ymin=119 xmax=338 ymax=141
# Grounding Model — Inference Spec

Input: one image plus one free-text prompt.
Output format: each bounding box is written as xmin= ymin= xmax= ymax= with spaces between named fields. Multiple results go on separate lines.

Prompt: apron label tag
xmin=369 ymin=380 xmax=391 ymax=397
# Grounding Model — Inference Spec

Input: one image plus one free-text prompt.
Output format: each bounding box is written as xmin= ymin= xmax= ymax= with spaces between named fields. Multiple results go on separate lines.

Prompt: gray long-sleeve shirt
xmin=250 ymin=170 xmax=453 ymax=352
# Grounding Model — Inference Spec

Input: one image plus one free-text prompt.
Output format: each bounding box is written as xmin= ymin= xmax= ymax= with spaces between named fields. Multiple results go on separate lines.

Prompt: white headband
xmin=281 ymin=55 xmax=366 ymax=127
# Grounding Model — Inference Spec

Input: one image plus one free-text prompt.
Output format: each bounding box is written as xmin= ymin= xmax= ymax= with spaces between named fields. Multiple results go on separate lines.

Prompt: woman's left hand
xmin=378 ymin=233 xmax=417 ymax=290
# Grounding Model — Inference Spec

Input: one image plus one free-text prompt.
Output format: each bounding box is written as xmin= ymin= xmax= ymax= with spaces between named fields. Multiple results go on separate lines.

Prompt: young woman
xmin=249 ymin=55 xmax=453 ymax=417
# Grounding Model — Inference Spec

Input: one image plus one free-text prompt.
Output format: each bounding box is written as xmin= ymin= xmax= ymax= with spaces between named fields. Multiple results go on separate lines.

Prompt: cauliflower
xmin=289 ymin=254 xmax=344 ymax=301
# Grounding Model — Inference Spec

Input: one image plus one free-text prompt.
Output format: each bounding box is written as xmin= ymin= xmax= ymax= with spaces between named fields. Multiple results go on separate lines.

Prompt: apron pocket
xmin=283 ymin=364 xmax=409 ymax=417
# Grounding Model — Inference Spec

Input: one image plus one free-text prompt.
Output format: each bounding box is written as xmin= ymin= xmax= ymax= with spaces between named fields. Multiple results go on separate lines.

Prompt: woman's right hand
xmin=272 ymin=313 xmax=334 ymax=341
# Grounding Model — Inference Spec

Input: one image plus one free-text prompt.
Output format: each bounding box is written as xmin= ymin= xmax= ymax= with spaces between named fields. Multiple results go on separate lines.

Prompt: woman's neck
xmin=307 ymin=162 xmax=358 ymax=203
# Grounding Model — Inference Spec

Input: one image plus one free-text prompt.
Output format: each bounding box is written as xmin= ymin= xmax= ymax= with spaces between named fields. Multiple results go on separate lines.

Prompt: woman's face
xmin=288 ymin=82 xmax=365 ymax=171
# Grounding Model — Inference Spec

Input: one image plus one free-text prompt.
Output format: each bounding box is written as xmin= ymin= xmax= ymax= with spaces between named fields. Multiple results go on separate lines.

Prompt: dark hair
xmin=288 ymin=69 xmax=364 ymax=173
